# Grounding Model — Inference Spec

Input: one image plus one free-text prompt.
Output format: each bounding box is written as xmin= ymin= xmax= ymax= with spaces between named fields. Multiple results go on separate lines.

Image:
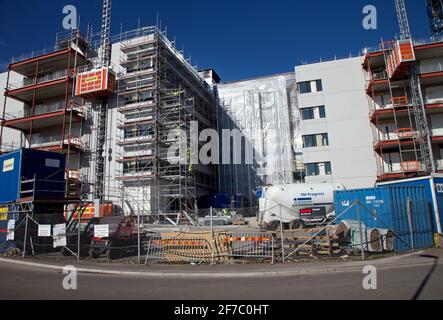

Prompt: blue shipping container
xmin=334 ymin=186 xmax=434 ymax=252
xmin=376 ymin=174 xmax=443 ymax=234
xmin=0 ymin=149 xmax=66 ymax=204
xmin=0 ymin=204 xmax=19 ymax=253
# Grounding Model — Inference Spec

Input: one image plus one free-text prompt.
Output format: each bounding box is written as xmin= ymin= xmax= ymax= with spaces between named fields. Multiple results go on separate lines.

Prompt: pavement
xmin=0 ymin=249 xmax=443 ymax=299
xmin=0 ymin=249 xmax=438 ymax=278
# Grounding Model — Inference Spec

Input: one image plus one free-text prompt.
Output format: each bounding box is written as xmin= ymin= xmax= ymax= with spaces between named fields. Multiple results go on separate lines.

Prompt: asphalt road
xmin=0 ymin=255 xmax=443 ymax=300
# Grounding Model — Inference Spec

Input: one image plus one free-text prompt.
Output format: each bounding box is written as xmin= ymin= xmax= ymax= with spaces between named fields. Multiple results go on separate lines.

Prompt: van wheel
xmin=107 ymin=245 xmax=119 ymax=260
xmin=267 ymin=221 xmax=281 ymax=231
xmin=61 ymin=247 xmax=72 ymax=257
xmin=89 ymin=249 xmax=100 ymax=259
xmin=290 ymin=220 xmax=304 ymax=230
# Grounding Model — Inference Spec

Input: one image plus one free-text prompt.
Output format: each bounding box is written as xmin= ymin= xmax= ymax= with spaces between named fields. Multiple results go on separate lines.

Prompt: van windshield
xmin=99 ymin=217 xmax=122 ymax=232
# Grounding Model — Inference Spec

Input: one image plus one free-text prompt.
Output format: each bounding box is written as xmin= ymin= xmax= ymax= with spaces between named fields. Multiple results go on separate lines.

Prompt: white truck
xmin=258 ymin=183 xmax=346 ymax=230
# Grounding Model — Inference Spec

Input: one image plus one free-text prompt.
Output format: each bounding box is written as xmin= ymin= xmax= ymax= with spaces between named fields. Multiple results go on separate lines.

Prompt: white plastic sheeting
xmin=218 ymin=73 xmax=301 ymax=187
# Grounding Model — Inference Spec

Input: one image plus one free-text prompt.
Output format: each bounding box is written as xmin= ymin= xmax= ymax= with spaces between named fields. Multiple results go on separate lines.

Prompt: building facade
xmin=295 ymin=57 xmax=378 ymax=189
xmin=364 ymin=37 xmax=443 ymax=182
xmin=107 ymin=27 xmax=218 ymax=219
xmin=217 ymin=73 xmax=302 ymax=188
xmin=0 ymin=30 xmax=91 ymax=199
xmin=0 ymin=27 xmax=219 ymax=221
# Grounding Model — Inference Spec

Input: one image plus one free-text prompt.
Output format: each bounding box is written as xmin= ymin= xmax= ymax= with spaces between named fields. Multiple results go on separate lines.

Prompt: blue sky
xmin=0 ymin=0 xmax=432 ymax=81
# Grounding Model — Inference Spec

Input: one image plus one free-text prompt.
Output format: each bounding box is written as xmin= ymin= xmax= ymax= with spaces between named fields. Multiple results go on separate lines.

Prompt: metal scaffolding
xmin=115 ymin=27 xmax=217 ymax=223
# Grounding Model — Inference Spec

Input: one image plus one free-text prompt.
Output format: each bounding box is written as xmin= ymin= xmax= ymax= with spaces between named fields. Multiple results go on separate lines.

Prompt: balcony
xmin=6 ymin=70 xmax=72 ymax=103
xmin=30 ymin=135 xmax=84 ymax=153
xmin=418 ymin=63 xmax=443 ymax=86
xmin=374 ymin=128 xmax=416 ymax=152
xmin=2 ymin=100 xmax=85 ymax=132
xmin=378 ymin=160 xmax=425 ymax=181
xmin=370 ymin=94 xmax=443 ymax=123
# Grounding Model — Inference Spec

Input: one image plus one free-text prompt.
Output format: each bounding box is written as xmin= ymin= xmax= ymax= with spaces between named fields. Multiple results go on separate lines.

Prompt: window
xmin=306 ymin=163 xmax=319 ymax=176
xmin=321 ymin=133 xmax=329 ymax=146
xmin=303 ymin=135 xmax=316 ymax=148
xmin=297 ymin=80 xmax=323 ymax=94
xmin=298 ymin=81 xmax=311 ymax=94
xmin=301 ymin=108 xmax=314 ymax=120
xmin=305 ymin=162 xmax=332 ymax=176
xmin=302 ymin=133 xmax=329 ymax=148
xmin=300 ymin=106 xmax=326 ymax=120
xmin=324 ymin=162 xmax=332 ymax=175
xmin=315 ymin=80 xmax=323 ymax=92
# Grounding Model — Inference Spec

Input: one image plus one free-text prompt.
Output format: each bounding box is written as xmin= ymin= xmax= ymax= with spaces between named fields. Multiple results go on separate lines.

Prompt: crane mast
xmin=93 ymin=0 xmax=112 ymax=200
xmin=394 ymin=0 xmax=412 ymax=40
xmin=391 ymin=0 xmax=435 ymax=173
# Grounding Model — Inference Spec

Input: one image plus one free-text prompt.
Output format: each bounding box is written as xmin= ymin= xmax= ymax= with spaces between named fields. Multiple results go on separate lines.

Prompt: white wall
xmin=0 ymin=71 xmax=25 ymax=150
xmin=295 ymin=57 xmax=378 ymax=189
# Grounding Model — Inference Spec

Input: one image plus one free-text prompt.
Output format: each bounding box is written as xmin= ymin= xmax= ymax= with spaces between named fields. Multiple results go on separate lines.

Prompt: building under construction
xmin=107 ymin=27 xmax=218 ymax=221
xmin=0 ymin=30 xmax=91 ymax=200
xmin=0 ymin=24 xmax=220 ymax=223
xmin=364 ymin=36 xmax=443 ymax=181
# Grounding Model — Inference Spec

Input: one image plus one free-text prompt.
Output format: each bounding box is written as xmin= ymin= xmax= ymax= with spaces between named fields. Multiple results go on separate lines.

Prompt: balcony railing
xmin=30 ymin=135 xmax=83 ymax=149
xmin=380 ymin=160 xmax=424 ymax=176
xmin=363 ymin=35 xmax=443 ymax=55
xmin=3 ymin=100 xmax=84 ymax=121
xmin=7 ymin=70 xmax=69 ymax=90
xmin=370 ymin=70 xmax=388 ymax=80
xmin=419 ymin=62 xmax=443 ymax=75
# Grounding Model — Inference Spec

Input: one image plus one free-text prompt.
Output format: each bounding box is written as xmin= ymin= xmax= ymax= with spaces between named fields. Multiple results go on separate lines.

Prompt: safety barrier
xmin=216 ymin=232 xmax=274 ymax=264
xmin=145 ymin=235 xmax=212 ymax=264
xmin=145 ymin=232 xmax=275 ymax=265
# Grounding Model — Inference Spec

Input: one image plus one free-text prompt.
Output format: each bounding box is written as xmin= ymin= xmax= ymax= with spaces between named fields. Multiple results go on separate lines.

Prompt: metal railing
xmin=145 ymin=231 xmax=275 ymax=265
xmin=11 ymin=46 xmax=63 ymax=64
xmin=418 ymin=62 xmax=443 ymax=75
xmin=4 ymin=99 xmax=85 ymax=121
xmin=30 ymin=135 xmax=83 ymax=149
xmin=7 ymin=70 xmax=68 ymax=90
xmin=362 ymin=35 xmax=443 ymax=55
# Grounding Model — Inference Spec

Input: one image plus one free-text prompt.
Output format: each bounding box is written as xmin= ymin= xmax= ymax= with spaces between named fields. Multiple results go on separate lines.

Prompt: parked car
xmin=89 ymin=216 xmax=143 ymax=260
xmin=61 ymin=218 xmax=100 ymax=257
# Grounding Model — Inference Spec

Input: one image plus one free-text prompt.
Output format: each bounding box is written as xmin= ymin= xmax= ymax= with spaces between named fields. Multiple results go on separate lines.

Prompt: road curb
xmin=0 ymin=251 xmax=439 ymax=278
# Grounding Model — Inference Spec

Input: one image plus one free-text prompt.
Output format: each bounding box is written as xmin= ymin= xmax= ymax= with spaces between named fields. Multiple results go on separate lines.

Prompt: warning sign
xmin=38 ymin=225 xmax=51 ymax=237
xmin=53 ymin=223 xmax=67 ymax=248
xmin=94 ymin=225 xmax=109 ymax=238
xmin=3 ymin=158 xmax=14 ymax=172
xmin=6 ymin=220 xmax=15 ymax=241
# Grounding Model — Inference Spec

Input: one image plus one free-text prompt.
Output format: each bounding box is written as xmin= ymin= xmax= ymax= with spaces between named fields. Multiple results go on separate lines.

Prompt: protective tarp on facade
xmin=217 ymin=73 xmax=301 ymax=188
